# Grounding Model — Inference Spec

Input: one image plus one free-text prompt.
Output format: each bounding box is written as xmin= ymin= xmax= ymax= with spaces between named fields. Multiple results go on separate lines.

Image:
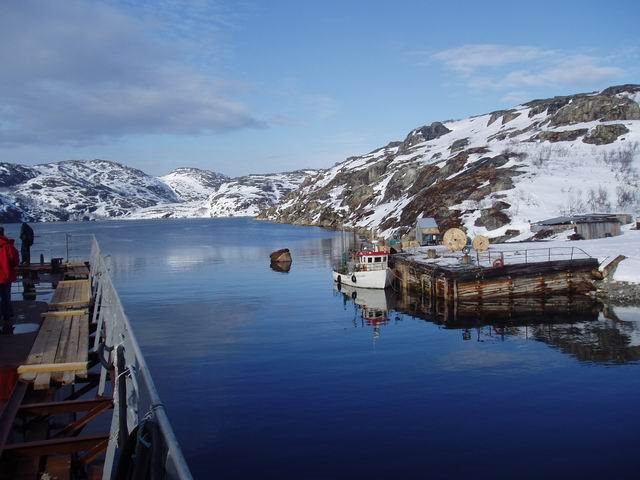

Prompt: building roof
xmin=416 ymin=217 xmax=438 ymax=229
xmin=533 ymin=216 xmax=573 ymax=226
xmin=574 ymin=214 xmax=621 ymax=224
xmin=534 ymin=214 xmax=621 ymax=226
xmin=356 ymin=251 xmax=388 ymax=257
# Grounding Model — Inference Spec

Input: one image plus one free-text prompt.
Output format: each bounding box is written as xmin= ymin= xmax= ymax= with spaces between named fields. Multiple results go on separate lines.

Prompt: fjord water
xmin=9 ymin=218 xmax=639 ymax=479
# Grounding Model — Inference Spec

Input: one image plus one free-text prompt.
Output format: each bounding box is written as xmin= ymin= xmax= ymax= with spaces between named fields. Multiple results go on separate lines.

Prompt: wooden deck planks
xmin=51 ymin=316 xmax=72 ymax=383
xmin=64 ymin=264 xmax=90 ymax=280
xmin=50 ymin=280 xmax=91 ymax=309
xmin=33 ymin=317 xmax=66 ymax=390
xmin=76 ymin=313 xmax=89 ymax=379
xmin=63 ymin=315 xmax=81 ymax=384
xmin=19 ymin=311 xmax=90 ymax=389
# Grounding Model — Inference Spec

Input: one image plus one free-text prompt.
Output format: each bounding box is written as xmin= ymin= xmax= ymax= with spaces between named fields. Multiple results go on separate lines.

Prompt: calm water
xmin=6 ymin=218 xmax=639 ymax=479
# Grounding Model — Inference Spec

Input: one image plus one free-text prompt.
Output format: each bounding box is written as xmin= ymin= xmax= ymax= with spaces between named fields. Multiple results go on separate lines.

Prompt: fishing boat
xmin=332 ymin=247 xmax=393 ymax=289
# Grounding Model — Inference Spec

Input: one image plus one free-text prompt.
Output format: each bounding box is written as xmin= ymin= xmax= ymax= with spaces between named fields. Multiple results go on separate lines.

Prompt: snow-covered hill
xmin=129 ymin=170 xmax=317 ymax=219
xmin=267 ymin=84 xmax=640 ymax=240
xmin=208 ymin=171 xmax=318 ymax=217
xmin=0 ymin=160 xmax=178 ymax=221
xmin=0 ymin=161 xmax=316 ymax=221
xmin=2 ymin=84 xmax=638 ymax=230
xmin=160 ymin=167 xmax=229 ymax=202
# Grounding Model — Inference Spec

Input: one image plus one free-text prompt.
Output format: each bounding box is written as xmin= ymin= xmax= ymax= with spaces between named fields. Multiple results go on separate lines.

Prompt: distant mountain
xmin=160 ymin=167 xmax=229 ymax=202
xmin=0 ymin=160 xmax=317 ymax=222
xmin=3 ymin=84 xmax=638 ymax=235
xmin=0 ymin=160 xmax=178 ymax=221
xmin=266 ymin=84 xmax=640 ymax=240
xmin=208 ymin=171 xmax=318 ymax=217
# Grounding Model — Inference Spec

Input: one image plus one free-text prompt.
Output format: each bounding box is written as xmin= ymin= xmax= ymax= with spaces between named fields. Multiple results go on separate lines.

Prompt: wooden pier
xmin=0 ymin=238 xmax=192 ymax=480
xmin=394 ymin=249 xmax=600 ymax=302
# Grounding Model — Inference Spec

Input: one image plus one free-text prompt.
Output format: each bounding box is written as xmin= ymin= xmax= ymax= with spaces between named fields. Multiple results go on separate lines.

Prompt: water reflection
xmin=269 ymin=261 xmax=291 ymax=273
xmin=335 ymin=284 xmax=396 ymax=340
xmin=335 ymin=287 xmax=640 ymax=364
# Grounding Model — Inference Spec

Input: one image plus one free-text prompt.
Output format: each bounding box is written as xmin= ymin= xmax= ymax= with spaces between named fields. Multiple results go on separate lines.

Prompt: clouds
xmin=0 ymin=0 xmax=263 ymax=147
xmin=430 ymin=44 xmax=626 ymax=101
xmin=501 ymin=55 xmax=623 ymax=88
xmin=432 ymin=45 xmax=548 ymax=74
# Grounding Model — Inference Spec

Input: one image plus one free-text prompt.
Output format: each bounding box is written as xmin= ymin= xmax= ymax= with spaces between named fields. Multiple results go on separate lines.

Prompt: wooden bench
xmin=49 ymin=280 xmax=91 ymax=310
xmin=18 ymin=310 xmax=89 ymax=390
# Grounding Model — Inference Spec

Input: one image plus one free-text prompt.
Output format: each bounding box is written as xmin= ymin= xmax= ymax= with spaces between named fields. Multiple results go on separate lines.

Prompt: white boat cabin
xmin=356 ymin=251 xmax=389 ymax=271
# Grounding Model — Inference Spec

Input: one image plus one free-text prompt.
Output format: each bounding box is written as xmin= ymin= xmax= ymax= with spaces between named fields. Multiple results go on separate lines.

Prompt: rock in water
xmin=270 ymin=248 xmax=292 ymax=273
xmin=270 ymin=248 xmax=292 ymax=263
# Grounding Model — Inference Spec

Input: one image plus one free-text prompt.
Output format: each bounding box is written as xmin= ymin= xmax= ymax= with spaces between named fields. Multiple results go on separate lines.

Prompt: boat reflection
xmin=335 ymin=284 xmax=395 ymax=339
xmin=335 ymin=285 xmax=640 ymax=364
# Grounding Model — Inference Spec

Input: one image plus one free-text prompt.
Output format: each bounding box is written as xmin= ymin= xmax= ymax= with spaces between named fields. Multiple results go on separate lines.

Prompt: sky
xmin=0 ymin=0 xmax=638 ymax=177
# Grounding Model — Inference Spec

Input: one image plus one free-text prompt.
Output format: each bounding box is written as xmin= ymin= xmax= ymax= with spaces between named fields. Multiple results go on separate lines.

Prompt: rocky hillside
xmin=160 ymin=167 xmax=229 ymax=202
xmin=131 ymin=169 xmax=317 ymax=219
xmin=208 ymin=171 xmax=318 ymax=217
xmin=0 ymin=160 xmax=316 ymax=221
xmin=0 ymin=160 xmax=178 ymax=221
xmin=267 ymin=84 xmax=640 ymax=240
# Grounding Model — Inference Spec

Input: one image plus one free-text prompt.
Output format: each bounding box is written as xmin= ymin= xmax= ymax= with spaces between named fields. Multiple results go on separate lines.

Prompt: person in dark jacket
xmin=0 ymin=227 xmax=19 ymax=321
xmin=19 ymin=222 xmax=34 ymax=265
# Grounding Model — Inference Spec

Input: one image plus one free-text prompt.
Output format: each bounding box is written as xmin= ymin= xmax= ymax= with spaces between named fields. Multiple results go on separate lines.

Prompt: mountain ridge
xmin=0 ymin=84 xmax=638 ymax=237
xmin=266 ymin=84 xmax=640 ymax=240
xmin=0 ymin=160 xmax=316 ymax=222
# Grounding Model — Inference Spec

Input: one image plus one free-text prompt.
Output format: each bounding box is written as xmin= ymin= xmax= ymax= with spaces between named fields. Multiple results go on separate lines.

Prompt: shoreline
xmin=595 ymin=281 xmax=640 ymax=306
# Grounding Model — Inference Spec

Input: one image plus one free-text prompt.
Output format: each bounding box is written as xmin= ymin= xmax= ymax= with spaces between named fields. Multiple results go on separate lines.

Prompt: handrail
xmin=82 ymin=236 xmax=193 ymax=479
xmin=477 ymin=246 xmax=592 ymax=267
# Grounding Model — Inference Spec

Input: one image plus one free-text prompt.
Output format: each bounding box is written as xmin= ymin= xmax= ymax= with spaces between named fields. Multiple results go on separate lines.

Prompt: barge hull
xmin=394 ymin=257 xmax=599 ymax=301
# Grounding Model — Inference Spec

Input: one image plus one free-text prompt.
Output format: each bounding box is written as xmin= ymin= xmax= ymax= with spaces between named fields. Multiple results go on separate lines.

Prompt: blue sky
xmin=0 ymin=0 xmax=638 ymax=177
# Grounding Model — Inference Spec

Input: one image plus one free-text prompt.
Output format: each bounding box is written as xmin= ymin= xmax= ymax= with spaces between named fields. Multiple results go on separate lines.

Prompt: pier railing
xmin=84 ymin=236 xmax=193 ymax=479
xmin=477 ymin=246 xmax=592 ymax=267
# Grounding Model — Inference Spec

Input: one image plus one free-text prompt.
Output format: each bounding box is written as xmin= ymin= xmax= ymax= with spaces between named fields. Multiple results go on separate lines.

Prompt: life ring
xmin=493 ymin=259 xmax=504 ymax=268
xmin=351 ymin=275 xmax=357 ymax=283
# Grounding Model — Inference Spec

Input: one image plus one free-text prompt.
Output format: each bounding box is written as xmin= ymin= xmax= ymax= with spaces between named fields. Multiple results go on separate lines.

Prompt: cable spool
xmin=472 ymin=235 xmax=490 ymax=252
xmin=442 ymin=228 xmax=467 ymax=252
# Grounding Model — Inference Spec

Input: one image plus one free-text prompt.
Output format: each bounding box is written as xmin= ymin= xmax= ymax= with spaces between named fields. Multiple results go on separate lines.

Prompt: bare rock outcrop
xmin=400 ymin=122 xmax=451 ymax=152
xmin=583 ymin=124 xmax=630 ymax=145
xmin=549 ymin=95 xmax=640 ymax=126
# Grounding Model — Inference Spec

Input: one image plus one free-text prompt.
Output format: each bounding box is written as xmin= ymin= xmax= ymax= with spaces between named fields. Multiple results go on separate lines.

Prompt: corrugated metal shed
xmin=531 ymin=213 xmax=623 ymax=239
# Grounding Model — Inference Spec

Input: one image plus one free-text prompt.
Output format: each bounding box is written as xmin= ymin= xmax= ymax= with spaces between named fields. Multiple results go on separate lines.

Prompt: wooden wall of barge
xmin=394 ymin=258 xmax=597 ymax=301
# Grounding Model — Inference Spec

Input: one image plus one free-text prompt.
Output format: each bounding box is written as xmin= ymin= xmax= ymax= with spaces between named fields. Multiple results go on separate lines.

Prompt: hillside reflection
xmin=335 ymin=286 xmax=640 ymax=364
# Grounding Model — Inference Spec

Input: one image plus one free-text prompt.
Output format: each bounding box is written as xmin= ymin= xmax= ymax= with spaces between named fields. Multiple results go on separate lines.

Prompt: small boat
xmin=332 ymin=247 xmax=393 ymax=289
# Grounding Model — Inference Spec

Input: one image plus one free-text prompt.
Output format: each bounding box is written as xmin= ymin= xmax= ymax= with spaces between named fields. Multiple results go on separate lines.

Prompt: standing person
xmin=0 ymin=227 xmax=19 ymax=322
xmin=19 ymin=222 xmax=34 ymax=265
